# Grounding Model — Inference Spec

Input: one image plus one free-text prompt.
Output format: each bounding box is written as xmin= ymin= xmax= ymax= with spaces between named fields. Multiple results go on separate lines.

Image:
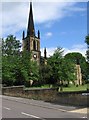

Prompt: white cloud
xmin=45 ymin=32 xmax=52 ymax=37
xmin=44 ymin=22 xmax=54 ymax=28
xmin=1 ymin=1 xmax=86 ymax=37
xmin=41 ymin=44 xmax=87 ymax=57
xmin=1 ymin=0 xmax=88 ymax=2
xmin=65 ymin=7 xmax=87 ymax=12
xmin=2 ymin=2 xmax=28 ymax=36
xmin=33 ymin=2 xmax=80 ymax=24
xmin=41 ymin=47 xmax=56 ymax=57
xmin=64 ymin=44 xmax=87 ymax=57
xmin=60 ymin=32 xmax=67 ymax=35
xmin=0 ymin=3 xmax=2 ymax=37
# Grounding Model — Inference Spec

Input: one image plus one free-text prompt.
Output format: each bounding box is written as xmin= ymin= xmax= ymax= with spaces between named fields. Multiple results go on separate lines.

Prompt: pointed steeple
xmin=44 ymin=47 xmax=47 ymax=59
xmin=38 ymin=30 xmax=40 ymax=39
xmin=27 ymin=2 xmax=35 ymax=37
xmin=22 ymin=31 xmax=25 ymax=39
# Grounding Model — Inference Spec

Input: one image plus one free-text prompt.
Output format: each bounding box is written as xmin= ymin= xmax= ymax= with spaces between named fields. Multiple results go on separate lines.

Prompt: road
xmin=1 ymin=95 xmax=88 ymax=119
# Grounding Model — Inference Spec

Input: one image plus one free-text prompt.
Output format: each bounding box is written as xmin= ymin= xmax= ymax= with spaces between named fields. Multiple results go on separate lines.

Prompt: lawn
xmin=25 ymin=84 xmax=52 ymax=90
xmin=63 ymin=84 xmax=89 ymax=92
xmin=25 ymin=84 xmax=89 ymax=92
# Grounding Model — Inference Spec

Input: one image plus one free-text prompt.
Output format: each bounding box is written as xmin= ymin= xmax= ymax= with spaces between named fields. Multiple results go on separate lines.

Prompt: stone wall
xmin=54 ymin=91 xmax=88 ymax=106
xmin=2 ymin=86 xmax=88 ymax=107
xmin=2 ymin=86 xmax=57 ymax=102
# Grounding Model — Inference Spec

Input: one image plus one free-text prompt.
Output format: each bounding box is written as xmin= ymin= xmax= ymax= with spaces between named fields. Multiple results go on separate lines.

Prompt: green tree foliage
xmin=48 ymin=47 xmax=76 ymax=88
xmin=2 ymin=56 xmax=15 ymax=86
xmin=48 ymin=48 xmax=63 ymax=85
xmin=0 ymin=38 xmax=2 ymax=84
xmin=60 ymin=58 xmax=76 ymax=85
xmin=64 ymin=52 xmax=87 ymax=81
xmin=2 ymin=35 xmax=39 ymax=87
xmin=2 ymin=35 xmax=22 ymax=86
xmin=2 ymin=35 xmax=21 ymax=56
xmin=64 ymin=52 xmax=85 ymax=64
xmin=85 ymin=35 xmax=89 ymax=82
xmin=85 ymin=35 xmax=89 ymax=62
xmin=29 ymin=61 xmax=39 ymax=86
xmin=39 ymin=64 xmax=52 ymax=86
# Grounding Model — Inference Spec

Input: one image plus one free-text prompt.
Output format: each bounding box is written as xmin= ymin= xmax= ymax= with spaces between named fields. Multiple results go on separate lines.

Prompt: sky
xmin=1 ymin=0 xmax=88 ymax=57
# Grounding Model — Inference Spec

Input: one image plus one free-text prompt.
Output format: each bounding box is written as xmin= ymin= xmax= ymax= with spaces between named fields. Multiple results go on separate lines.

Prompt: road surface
xmin=1 ymin=95 xmax=88 ymax=119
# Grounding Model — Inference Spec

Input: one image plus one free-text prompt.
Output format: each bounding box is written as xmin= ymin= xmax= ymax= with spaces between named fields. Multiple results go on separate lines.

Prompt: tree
xmin=85 ymin=35 xmax=89 ymax=62
xmin=2 ymin=35 xmax=40 ymax=87
xmin=85 ymin=35 xmax=89 ymax=83
xmin=0 ymin=38 xmax=2 ymax=84
xmin=48 ymin=47 xmax=64 ymax=86
xmin=29 ymin=61 xmax=39 ymax=86
xmin=2 ymin=56 xmax=15 ymax=86
xmin=64 ymin=52 xmax=86 ymax=64
xmin=2 ymin=35 xmax=22 ymax=86
xmin=64 ymin=52 xmax=87 ymax=82
xmin=2 ymin=35 xmax=21 ymax=56
xmin=39 ymin=63 xmax=52 ymax=86
xmin=59 ymin=58 xmax=76 ymax=86
xmin=20 ymin=51 xmax=39 ymax=87
xmin=48 ymin=47 xmax=76 ymax=90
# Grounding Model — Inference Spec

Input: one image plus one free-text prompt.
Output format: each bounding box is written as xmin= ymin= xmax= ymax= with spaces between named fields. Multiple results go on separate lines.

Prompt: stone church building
xmin=22 ymin=2 xmax=82 ymax=85
xmin=22 ymin=2 xmax=47 ymax=65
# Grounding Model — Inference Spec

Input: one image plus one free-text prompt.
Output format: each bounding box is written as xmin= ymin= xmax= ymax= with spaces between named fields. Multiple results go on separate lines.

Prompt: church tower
xmin=75 ymin=58 xmax=82 ymax=85
xmin=22 ymin=2 xmax=41 ymax=65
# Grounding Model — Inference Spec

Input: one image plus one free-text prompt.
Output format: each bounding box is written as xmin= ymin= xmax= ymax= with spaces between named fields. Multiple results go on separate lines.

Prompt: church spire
xmin=27 ymin=2 xmax=35 ymax=37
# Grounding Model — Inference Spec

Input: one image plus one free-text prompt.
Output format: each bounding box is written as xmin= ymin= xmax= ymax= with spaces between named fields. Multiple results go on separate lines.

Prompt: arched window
xmin=37 ymin=41 xmax=39 ymax=51
xmin=33 ymin=40 xmax=36 ymax=50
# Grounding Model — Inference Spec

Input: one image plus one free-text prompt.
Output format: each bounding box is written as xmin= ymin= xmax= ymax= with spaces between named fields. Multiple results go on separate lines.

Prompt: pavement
xmin=70 ymin=108 xmax=87 ymax=114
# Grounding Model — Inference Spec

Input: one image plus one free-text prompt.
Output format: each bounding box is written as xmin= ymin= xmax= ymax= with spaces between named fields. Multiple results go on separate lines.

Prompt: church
xmin=22 ymin=2 xmax=47 ymax=65
xmin=22 ymin=2 xmax=82 ymax=85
